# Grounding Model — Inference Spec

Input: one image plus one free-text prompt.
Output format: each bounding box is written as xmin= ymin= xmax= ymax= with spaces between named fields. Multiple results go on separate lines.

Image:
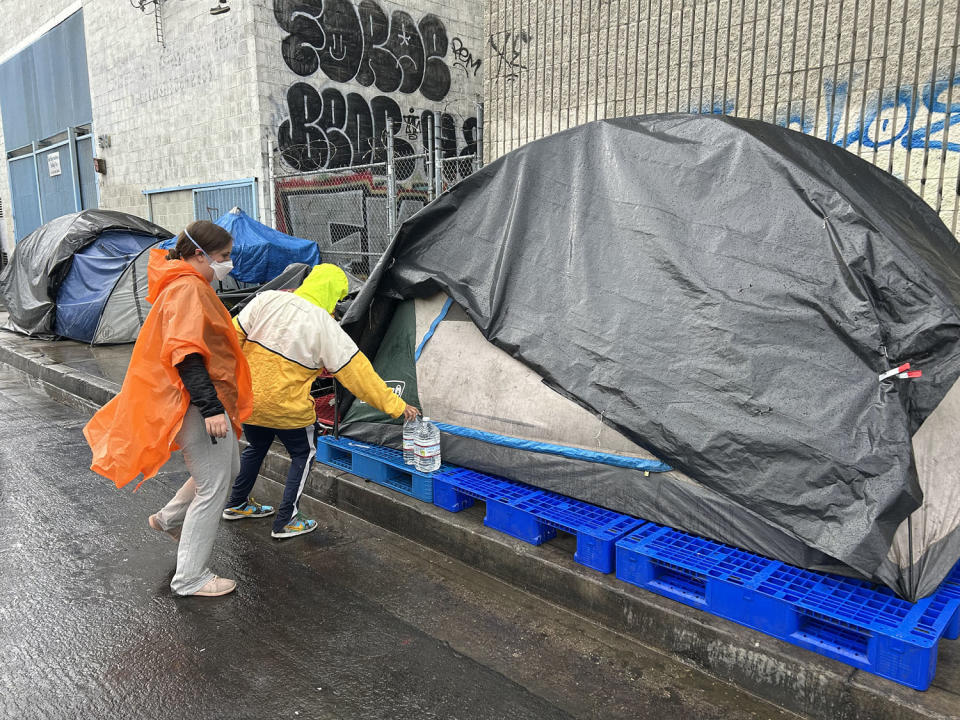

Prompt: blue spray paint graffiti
xmin=702 ymin=77 xmax=960 ymax=154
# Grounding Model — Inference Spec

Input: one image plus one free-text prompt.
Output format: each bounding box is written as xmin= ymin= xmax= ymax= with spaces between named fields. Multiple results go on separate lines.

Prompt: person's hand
xmin=205 ymin=413 xmax=228 ymax=438
xmin=403 ymin=405 xmax=421 ymax=422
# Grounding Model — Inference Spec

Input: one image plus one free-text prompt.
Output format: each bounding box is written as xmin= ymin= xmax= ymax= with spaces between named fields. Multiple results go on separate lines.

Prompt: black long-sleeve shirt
xmin=175 ymin=353 xmax=225 ymax=418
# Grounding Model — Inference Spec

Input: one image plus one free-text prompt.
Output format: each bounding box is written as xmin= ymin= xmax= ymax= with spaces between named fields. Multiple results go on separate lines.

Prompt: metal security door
xmin=37 ymin=146 xmax=77 ymax=223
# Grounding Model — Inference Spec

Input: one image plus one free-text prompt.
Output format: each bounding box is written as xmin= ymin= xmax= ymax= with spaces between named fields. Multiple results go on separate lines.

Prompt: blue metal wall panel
xmin=0 ymin=11 xmax=92 ymax=151
xmin=76 ymin=136 xmax=96 ymax=210
xmin=37 ymin=146 xmax=76 ymax=223
xmin=0 ymin=54 xmax=40 ymax=151
xmin=193 ymin=183 xmax=258 ymax=222
xmin=8 ymin=157 xmax=41 ymax=240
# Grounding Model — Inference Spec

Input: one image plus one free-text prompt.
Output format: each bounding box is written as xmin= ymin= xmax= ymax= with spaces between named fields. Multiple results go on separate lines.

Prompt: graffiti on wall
xmin=277 ymin=82 xmax=478 ymax=178
xmin=275 ymin=171 xmax=431 ymax=274
xmin=272 ymin=1 xmax=481 ymax=267
xmin=489 ymin=30 xmax=528 ymax=81
xmin=693 ymin=77 xmax=960 ymax=160
xmin=274 ymin=0 xmax=452 ymax=101
xmin=785 ymin=78 xmax=960 ymax=157
xmin=274 ymin=0 xmax=479 ymax=176
xmin=451 ymin=37 xmax=482 ymax=78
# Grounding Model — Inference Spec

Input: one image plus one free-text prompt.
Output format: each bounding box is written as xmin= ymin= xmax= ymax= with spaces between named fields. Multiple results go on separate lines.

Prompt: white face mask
xmin=209 ymin=259 xmax=234 ymax=281
xmin=185 ymin=228 xmax=233 ymax=282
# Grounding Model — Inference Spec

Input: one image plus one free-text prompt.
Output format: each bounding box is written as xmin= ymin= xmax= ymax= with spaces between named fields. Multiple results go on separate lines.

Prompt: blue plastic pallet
xmin=615 ymin=525 xmax=960 ymax=690
xmin=511 ymin=493 xmax=646 ymax=573
xmin=316 ymin=435 xmax=433 ymax=502
xmin=433 ymin=468 xmax=644 ymax=572
xmin=432 ymin=468 xmax=550 ymax=543
xmin=934 ymin=562 xmax=960 ymax=640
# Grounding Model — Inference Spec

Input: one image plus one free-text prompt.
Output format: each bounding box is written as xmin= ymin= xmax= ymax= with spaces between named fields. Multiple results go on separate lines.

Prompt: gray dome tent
xmin=341 ymin=113 xmax=960 ymax=601
xmin=0 ymin=210 xmax=172 ymax=344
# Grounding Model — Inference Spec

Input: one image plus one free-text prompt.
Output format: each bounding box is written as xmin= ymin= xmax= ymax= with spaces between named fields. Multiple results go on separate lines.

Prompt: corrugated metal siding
xmin=0 ymin=11 xmax=92 ymax=151
xmin=193 ymin=183 xmax=258 ymax=222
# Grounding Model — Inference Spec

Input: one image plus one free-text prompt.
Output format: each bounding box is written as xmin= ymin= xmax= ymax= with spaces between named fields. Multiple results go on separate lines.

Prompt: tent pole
xmin=907 ymin=514 xmax=915 ymax=596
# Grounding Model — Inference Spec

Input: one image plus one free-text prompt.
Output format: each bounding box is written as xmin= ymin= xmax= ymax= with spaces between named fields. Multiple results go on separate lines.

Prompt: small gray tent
xmin=0 ymin=210 xmax=172 ymax=344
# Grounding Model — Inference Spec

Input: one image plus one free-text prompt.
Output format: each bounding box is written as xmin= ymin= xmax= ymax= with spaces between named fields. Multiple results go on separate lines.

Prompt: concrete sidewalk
xmin=1 ymin=319 xmax=958 ymax=720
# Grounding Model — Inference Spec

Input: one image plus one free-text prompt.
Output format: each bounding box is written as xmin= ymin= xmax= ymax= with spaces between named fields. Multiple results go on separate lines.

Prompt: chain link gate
xmin=271 ymin=106 xmax=484 ymax=278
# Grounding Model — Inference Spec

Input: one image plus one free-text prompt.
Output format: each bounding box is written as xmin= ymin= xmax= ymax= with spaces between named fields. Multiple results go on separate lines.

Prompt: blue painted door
xmin=8 ymin=156 xmax=41 ymax=240
xmin=76 ymin=136 xmax=97 ymax=210
xmin=37 ymin=146 xmax=77 ymax=223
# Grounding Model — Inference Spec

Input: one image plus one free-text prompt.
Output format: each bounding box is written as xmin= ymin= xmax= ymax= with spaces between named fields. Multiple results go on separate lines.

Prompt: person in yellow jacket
xmin=222 ymin=263 xmax=419 ymax=538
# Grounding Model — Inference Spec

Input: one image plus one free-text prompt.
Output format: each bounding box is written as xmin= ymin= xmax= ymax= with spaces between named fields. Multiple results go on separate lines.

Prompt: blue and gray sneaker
xmin=222 ymin=497 xmax=275 ymax=520
xmin=271 ymin=513 xmax=318 ymax=539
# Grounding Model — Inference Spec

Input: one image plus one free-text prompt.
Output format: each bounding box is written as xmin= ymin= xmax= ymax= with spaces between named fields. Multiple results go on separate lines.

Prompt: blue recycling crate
xmin=510 ymin=493 xmax=646 ymax=573
xmin=432 ymin=467 xmax=550 ymax=544
xmin=616 ymin=525 xmax=960 ymax=690
xmin=315 ymin=435 xmax=433 ymax=502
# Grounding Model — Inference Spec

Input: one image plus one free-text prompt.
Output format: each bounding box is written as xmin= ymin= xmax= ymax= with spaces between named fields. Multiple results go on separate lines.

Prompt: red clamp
xmin=878 ymin=362 xmax=922 ymax=382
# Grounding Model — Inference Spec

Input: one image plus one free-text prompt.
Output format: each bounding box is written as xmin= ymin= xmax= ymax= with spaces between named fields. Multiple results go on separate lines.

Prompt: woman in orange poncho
xmin=83 ymin=220 xmax=251 ymax=598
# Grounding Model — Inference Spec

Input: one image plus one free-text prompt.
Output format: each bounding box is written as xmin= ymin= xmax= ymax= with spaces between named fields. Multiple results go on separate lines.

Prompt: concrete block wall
xmin=486 ymin=0 xmax=960 ymax=236
xmin=82 ymin=0 xmax=264 ymax=233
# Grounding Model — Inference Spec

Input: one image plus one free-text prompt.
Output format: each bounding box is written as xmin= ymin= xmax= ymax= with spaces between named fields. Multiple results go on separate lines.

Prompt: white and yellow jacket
xmin=234 ymin=265 xmax=406 ymax=429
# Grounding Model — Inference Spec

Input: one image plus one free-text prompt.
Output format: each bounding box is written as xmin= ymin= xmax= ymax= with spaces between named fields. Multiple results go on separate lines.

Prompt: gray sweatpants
xmin=153 ymin=406 xmax=240 ymax=595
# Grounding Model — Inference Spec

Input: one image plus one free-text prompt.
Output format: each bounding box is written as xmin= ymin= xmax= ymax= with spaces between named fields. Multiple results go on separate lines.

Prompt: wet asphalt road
xmin=0 ymin=365 xmax=799 ymax=720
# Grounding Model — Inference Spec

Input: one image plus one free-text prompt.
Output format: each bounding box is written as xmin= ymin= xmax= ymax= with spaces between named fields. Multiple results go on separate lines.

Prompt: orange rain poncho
xmin=83 ymin=248 xmax=252 ymax=488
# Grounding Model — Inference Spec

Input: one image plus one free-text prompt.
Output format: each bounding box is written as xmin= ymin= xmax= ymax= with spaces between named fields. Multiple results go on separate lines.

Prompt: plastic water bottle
xmin=402 ymin=415 xmax=421 ymax=465
xmin=414 ymin=417 xmax=441 ymax=473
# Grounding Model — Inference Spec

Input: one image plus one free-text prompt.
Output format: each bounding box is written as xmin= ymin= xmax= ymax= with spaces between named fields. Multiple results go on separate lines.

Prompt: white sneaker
xmin=189 ymin=576 xmax=236 ymax=597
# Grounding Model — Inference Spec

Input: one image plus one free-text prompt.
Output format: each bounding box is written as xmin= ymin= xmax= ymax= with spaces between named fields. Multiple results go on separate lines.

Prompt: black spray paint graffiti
xmin=278 ymin=82 xmax=477 ymax=179
xmin=489 ymin=30 xmax=528 ymax=81
xmin=274 ymin=0 xmax=451 ymax=101
xmin=451 ymin=37 xmax=481 ymax=78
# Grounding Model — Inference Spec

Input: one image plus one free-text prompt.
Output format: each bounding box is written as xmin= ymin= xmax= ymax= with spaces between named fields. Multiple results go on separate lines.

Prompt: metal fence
xmin=272 ymin=109 xmax=483 ymax=276
xmin=486 ymin=1 xmax=960 ymax=236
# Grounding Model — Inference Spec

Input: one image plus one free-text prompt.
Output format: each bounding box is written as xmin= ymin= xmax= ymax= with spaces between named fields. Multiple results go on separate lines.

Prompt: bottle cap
xmin=423 ymin=416 xmax=430 ymax=422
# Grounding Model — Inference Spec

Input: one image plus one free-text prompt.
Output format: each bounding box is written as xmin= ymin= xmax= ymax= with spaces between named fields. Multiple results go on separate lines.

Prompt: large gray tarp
xmin=0 ymin=210 xmax=171 ymax=338
xmin=344 ymin=114 xmax=960 ymax=594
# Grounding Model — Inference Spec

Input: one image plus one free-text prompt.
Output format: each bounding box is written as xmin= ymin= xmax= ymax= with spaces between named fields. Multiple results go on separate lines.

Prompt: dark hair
xmin=166 ymin=220 xmax=233 ymax=260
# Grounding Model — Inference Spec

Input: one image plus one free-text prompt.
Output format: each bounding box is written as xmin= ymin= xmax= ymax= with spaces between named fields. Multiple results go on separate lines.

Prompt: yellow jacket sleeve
xmin=333 ymin=351 xmax=407 ymax=419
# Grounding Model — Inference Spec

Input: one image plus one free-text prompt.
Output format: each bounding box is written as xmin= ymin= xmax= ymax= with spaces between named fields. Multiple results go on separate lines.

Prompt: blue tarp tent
xmin=54 ymin=230 xmax=164 ymax=342
xmin=221 ymin=207 xmax=320 ymax=282
xmin=159 ymin=208 xmax=320 ymax=283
